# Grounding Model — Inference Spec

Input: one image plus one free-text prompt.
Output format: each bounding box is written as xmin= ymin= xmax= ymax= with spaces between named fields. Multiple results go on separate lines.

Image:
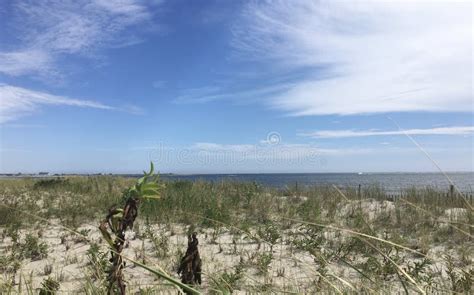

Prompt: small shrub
xmin=143 ymin=219 xmax=169 ymax=258
xmin=21 ymin=234 xmax=48 ymax=260
xmin=257 ymin=222 xmax=280 ymax=250
xmin=38 ymin=277 xmax=60 ymax=295
xmin=86 ymin=243 xmax=108 ymax=281
xmin=34 ymin=178 xmax=68 ymax=190
xmin=256 ymin=252 xmax=273 ymax=276
xmin=210 ymin=261 xmax=245 ymax=294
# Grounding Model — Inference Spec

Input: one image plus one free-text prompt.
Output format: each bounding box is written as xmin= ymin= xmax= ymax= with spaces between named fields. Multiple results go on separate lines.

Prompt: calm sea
xmin=159 ymin=172 xmax=474 ymax=194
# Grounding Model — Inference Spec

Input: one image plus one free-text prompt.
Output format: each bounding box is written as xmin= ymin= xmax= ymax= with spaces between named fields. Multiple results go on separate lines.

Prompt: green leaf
xmin=149 ymin=162 xmax=154 ymax=175
xmin=99 ymin=225 xmax=114 ymax=247
xmin=142 ymin=195 xmax=161 ymax=200
xmin=127 ymin=258 xmax=201 ymax=294
xmin=140 ymin=182 xmax=158 ymax=191
xmin=142 ymin=189 xmax=159 ymax=196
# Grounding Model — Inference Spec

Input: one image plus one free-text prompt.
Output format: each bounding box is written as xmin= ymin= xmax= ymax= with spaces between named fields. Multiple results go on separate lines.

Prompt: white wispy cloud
xmin=174 ymin=83 xmax=294 ymax=104
xmin=299 ymin=126 xmax=474 ymax=139
xmin=0 ymin=84 xmax=114 ymax=123
xmin=0 ymin=50 xmax=55 ymax=77
xmin=0 ymin=0 xmax=160 ymax=77
xmin=232 ymin=0 xmax=472 ymax=115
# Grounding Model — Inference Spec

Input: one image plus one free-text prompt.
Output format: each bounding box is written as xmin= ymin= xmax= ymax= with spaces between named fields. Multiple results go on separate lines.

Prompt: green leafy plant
xmin=144 ymin=218 xmax=169 ymax=258
xmin=257 ymin=222 xmax=280 ymax=251
xmin=210 ymin=261 xmax=245 ymax=294
xmin=21 ymin=233 xmax=48 ymax=261
xmin=256 ymin=252 xmax=273 ymax=276
xmin=38 ymin=277 xmax=60 ymax=295
xmin=86 ymin=243 xmax=108 ymax=282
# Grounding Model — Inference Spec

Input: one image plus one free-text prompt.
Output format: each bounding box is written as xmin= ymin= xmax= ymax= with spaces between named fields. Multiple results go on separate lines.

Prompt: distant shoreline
xmin=1 ymin=171 xmax=472 ymax=177
xmin=1 ymin=172 xmax=473 ymax=194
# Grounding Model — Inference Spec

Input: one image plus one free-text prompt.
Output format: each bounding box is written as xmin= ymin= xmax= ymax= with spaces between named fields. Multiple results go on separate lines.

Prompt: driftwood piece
xmin=178 ymin=232 xmax=202 ymax=290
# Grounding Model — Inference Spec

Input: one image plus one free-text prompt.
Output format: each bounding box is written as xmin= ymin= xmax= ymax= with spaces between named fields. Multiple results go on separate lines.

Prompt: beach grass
xmin=0 ymin=176 xmax=472 ymax=293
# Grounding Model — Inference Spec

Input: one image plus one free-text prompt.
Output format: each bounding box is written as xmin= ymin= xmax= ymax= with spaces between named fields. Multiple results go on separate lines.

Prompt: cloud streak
xmin=232 ymin=0 xmax=472 ymax=115
xmin=0 ymin=0 xmax=160 ymax=78
xmin=299 ymin=126 xmax=474 ymax=139
xmin=0 ymin=50 xmax=55 ymax=77
xmin=0 ymin=84 xmax=114 ymax=123
xmin=174 ymin=83 xmax=295 ymax=104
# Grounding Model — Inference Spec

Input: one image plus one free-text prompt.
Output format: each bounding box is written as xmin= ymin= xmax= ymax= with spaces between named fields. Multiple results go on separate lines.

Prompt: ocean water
xmin=160 ymin=172 xmax=474 ymax=193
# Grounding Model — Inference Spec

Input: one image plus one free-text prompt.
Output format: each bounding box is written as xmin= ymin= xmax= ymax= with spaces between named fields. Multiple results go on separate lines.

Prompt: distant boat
xmin=358 ymin=172 xmax=363 ymax=175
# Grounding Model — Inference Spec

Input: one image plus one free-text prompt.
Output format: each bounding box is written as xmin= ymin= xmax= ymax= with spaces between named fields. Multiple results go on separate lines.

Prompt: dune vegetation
xmin=0 ymin=170 xmax=472 ymax=294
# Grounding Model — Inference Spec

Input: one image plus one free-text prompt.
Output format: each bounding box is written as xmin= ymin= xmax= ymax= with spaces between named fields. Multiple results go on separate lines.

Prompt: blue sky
xmin=0 ymin=0 xmax=472 ymax=173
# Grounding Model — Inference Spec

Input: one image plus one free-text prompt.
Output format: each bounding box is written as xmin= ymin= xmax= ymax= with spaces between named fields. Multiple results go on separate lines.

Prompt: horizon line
xmin=1 ymin=170 xmax=473 ymax=176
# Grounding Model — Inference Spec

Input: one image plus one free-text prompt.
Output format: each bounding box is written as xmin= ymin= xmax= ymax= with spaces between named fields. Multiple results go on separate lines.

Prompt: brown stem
xmin=104 ymin=197 xmax=140 ymax=294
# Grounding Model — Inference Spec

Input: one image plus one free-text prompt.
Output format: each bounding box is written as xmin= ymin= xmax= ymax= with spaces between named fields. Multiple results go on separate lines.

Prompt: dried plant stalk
xmin=99 ymin=163 xmax=161 ymax=294
xmin=178 ymin=232 xmax=202 ymax=290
